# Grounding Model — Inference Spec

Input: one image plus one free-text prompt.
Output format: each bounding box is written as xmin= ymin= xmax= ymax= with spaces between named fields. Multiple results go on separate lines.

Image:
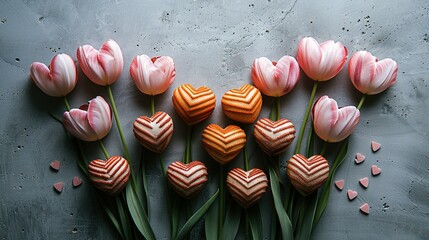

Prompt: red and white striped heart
xmin=286 ymin=154 xmax=329 ymax=196
xmin=167 ymin=161 xmax=208 ymax=199
xmin=88 ymin=156 xmax=131 ymax=196
xmin=133 ymin=111 xmax=173 ymax=153
xmin=226 ymin=168 xmax=269 ymax=208
xmin=253 ymin=118 xmax=296 ymax=156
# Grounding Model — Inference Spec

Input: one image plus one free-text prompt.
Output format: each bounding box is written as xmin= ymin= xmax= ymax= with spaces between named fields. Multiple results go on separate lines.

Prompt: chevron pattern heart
xmin=253 ymin=118 xmax=296 ymax=156
xmin=221 ymin=84 xmax=262 ymax=124
xmin=88 ymin=156 xmax=131 ymax=196
xmin=172 ymin=84 xmax=216 ymax=125
xmin=133 ymin=111 xmax=174 ymax=153
xmin=286 ymin=154 xmax=329 ymax=196
xmin=167 ymin=161 xmax=208 ymax=199
xmin=202 ymin=124 xmax=246 ymax=165
xmin=226 ymin=168 xmax=268 ymax=208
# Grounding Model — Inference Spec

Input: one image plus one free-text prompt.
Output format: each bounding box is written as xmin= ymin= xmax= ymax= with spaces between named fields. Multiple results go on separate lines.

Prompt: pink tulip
xmin=130 ymin=55 xmax=176 ymax=95
xmin=348 ymin=51 xmax=398 ymax=95
xmin=251 ymin=56 xmax=300 ymax=97
xmin=297 ymin=37 xmax=348 ymax=81
xmin=77 ymin=39 xmax=124 ymax=86
xmin=63 ymin=96 xmax=112 ymax=141
xmin=30 ymin=54 xmax=77 ymax=97
xmin=312 ymin=96 xmax=360 ymax=143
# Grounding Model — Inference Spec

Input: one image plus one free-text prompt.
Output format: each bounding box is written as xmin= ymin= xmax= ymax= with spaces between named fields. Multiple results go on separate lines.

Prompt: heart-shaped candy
xmin=221 ymin=84 xmax=262 ymax=124
xmin=371 ymin=141 xmax=381 ymax=152
xmin=172 ymin=84 xmax=216 ymax=125
xmin=226 ymin=168 xmax=268 ymax=208
xmin=53 ymin=182 xmax=64 ymax=193
xmin=359 ymin=177 xmax=369 ymax=188
xmin=286 ymin=154 xmax=329 ymax=196
xmin=371 ymin=165 xmax=381 ymax=176
xmin=50 ymin=160 xmax=60 ymax=171
xmin=88 ymin=156 xmax=131 ymax=196
xmin=202 ymin=124 xmax=246 ymax=165
xmin=254 ymin=118 xmax=296 ymax=156
xmin=347 ymin=190 xmax=358 ymax=200
xmin=334 ymin=179 xmax=344 ymax=191
xmin=167 ymin=161 xmax=208 ymax=199
xmin=72 ymin=176 xmax=83 ymax=187
xmin=133 ymin=111 xmax=174 ymax=153
xmin=360 ymin=203 xmax=370 ymax=214
xmin=355 ymin=153 xmax=365 ymax=164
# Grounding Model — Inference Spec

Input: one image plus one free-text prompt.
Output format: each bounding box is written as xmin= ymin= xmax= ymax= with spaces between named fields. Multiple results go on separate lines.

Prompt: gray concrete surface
xmin=1 ymin=0 xmax=428 ymax=239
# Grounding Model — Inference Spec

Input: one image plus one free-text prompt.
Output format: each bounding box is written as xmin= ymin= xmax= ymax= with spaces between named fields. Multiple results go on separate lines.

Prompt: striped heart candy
xmin=172 ymin=84 xmax=216 ymax=125
xmin=202 ymin=124 xmax=246 ymax=165
xmin=221 ymin=84 xmax=262 ymax=124
xmin=286 ymin=154 xmax=329 ymax=196
xmin=167 ymin=161 xmax=208 ymax=199
xmin=226 ymin=168 xmax=268 ymax=208
xmin=254 ymin=118 xmax=296 ymax=156
xmin=133 ymin=111 xmax=173 ymax=153
xmin=88 ymin=156 xmax=131 ymax=196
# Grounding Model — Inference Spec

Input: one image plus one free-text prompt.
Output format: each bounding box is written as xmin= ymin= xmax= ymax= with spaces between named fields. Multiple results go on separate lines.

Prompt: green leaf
xmin=306 ymin=124 xmax=315 ymax=157
xmin=246 ymin=204 xmax=263 ymax=240
xmin=125 ymin=183 xmax=156 ymax=240
xmin=171 ymin=193 xmax=180 ymax=239
xmin=220 ymin=200 xmax=241 ymax=240
xmin=95 ymin=192 xmax=125 ymax=239
xmin=294 ymin=192 xmax=318 ymax=240
xmin=175 ymin=189 xmax=219 ymax=240
xmin=116 ymin=195 xmax=132 ymax=240
xmin=313 ymin=140 xmax=349 ymax=227
xmin=269 ymin=166 xmax=293 ymax=240
xmin=205 ymin=195 xmax=219 ymax=240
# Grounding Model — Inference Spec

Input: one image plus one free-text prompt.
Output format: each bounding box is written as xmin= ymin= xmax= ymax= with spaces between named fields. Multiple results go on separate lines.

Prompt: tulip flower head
xmin=312 ymin=96 xmax=360 ymax=143
xmin=251 ymin=56 xmax=300 ymax=97
xmin=77 ymin=39 xmax=124 ymax=86
xmin=348 ymin=51 xmax=398 ymax=95
xmin=130 ymin=55 xmax=176 ymax=95
xmin=30 ymin=54 xmax=78 ymax=97
xmin=297 ymin=37 xmax=348 ymax=81
xmin=63 ymin=96 xmax=113 ymax=142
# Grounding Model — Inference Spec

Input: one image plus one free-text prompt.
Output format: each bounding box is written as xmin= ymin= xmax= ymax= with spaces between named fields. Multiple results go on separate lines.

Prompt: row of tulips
xmin=30 ymin=36 xmax=397 ymax=240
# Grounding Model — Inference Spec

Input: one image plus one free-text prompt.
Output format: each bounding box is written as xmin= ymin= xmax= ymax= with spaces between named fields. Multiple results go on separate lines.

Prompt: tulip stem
xmin=295 ymin=81 xmax=318 ymax=155
xmin=98 ymin=140 xmax=110 ymax=159
xmin=63 ymin=97 xmax=71 ymax=111
xmin=107 ymin=85 xmax=131 ymax=162
xmin=151 ymin=95 xmax=155 ymax=116
xmin=320 ymin=141 xmax=328 ymax=156
xmin=219 ymin=165 xmax=225 ymax=234
xmin=357 ymin=94 xmax=366 ymax=110
xmin=184 ymin=125 xmax=193 ymax=164
xmin=243 ymin=126 xmax=249 ymax=171
xmin=276 ymin=97 xmax=280 ymax=121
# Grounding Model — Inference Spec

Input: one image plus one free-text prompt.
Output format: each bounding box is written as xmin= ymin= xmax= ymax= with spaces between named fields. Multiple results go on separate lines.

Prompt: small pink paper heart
xmin=371 ymin=141 xmax=381 ymax=152
xmin=347 ymin=189 xmax=358 ymax=200
xmin=53 ymin=182 xmax=64 ymax=193
xmin=355 ymin=153 xmax=365 ymax=164
xmin=50 ymin=160 xmax=60 ymax=171
xmin=334 ymin=180 xmax=344 ymax=191
xmin=359 ymin=177 xmax=369 ymax=188
xmin=360 ymin=203 xmax=370 ymax=214
xmin=72 ymin=176 xmax=83 ymax=187
xmin=371 ymin=165 xmax=381 ymax=176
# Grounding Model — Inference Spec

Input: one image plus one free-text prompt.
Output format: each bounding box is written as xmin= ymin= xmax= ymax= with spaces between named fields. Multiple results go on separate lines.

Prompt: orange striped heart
xmin=133 ymin=111 xmax=173 ymax=153
xmin=167 ymin=161 xmax=208 ymax=199
xmin=202 ymin=124 xmax=246 ymax=165
xmin=254 ymin=118 xmax=296 ymax=156
xmin=172 ymin=84 xmax=216 ymax=125
xmin=286 ymin=154 xmax=329 ymax=196
xmin=221 ymin=84 xmax=262 ymax=124
xmin=226 ymin=168 xmax=268 ymax=208
xmin=88 ymin=156 xmax=131 ymax=196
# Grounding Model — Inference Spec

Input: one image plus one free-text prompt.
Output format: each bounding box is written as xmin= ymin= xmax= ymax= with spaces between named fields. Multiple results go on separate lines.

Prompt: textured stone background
xmin=1 ymin=0 xmax=428 ymax=239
